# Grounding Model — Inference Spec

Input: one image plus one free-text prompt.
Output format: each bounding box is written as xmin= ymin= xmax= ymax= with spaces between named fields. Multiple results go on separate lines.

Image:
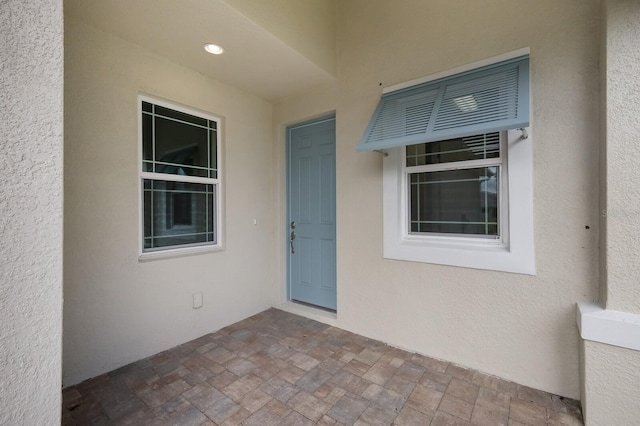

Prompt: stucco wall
xmin=274 ymin=0 xmax=600 ymax=398
xmin=0 ymin=0 xmax=64 ymax=423
xmin=582 ymin=340 xmax=640 ymax=425
xmin=603 ymin=0 xmax=640 ymax=315
xmin=579 ymin=2 xmax=640 ymax=423
xmin=63 ymin=19 xmax=274 ymax=386
xmin=598 ymin=0 xmax=609 ymax=309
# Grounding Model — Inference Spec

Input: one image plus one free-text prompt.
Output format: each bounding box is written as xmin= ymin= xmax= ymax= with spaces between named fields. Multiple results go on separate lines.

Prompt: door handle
xmin=290 ymin=231 xmax=296 ymax=254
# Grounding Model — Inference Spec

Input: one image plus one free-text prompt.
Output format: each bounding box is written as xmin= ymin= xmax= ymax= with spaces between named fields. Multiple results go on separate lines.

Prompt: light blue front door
xmin=287 ymin=117 xmax=336 ymax=311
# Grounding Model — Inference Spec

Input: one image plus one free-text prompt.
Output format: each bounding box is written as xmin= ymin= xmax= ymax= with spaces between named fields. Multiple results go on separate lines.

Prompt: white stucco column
xmin=578 ymin=1 xmax=640 ymax=424
xmin=0 ymin=1 xmax=64 ymax=424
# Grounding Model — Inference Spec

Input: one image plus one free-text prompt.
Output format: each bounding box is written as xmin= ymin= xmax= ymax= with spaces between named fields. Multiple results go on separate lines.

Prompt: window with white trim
xmin=139 ymin=96 xmax=221 ymax=255
xmin=406 ymin=132 xmax=505 ymax=238
xmin=361 ymin=52 xmax=535 ymax=274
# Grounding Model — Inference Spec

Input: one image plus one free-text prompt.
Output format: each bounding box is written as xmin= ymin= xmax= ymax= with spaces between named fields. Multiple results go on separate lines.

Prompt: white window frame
xmin=404 ymin=132 xmax=508 ymax=243
xmin=382 ymin=51 xmax=535 ymax=275
xmin=138 ymin=94 xmax=223 ymax=259
xmin=383 ymin=128 xmax=534 ymax=274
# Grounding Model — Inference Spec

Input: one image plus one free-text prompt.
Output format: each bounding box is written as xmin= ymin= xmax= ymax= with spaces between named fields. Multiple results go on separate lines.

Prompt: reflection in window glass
xmin=409 ymin=167 xmax=499 ymax=236
xmin=142 ymin=104 xmax=217 ymax=178
xmin=143 ymin=180 xmax=215 ymax=249
xmin=406 ymin=132 xmax=500 ymax=167
xmin=140 ymin=98 xmax=220 ymax=253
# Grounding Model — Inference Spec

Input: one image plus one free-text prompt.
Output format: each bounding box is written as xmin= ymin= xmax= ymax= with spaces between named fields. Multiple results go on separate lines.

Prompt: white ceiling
xmin=65 ymin=0 xmax=336 ymax=101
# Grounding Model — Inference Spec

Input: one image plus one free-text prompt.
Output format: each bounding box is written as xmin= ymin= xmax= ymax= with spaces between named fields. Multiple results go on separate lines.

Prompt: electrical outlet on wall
xmin=193 ymin=292 xmax=203 ymax=309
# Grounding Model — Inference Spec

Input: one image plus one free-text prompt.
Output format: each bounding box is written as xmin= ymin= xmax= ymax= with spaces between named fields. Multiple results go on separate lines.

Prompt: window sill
xmin=402 ymin=234 xmax=506 ymax=250
xmin=384 ymin=237 xmax=534 ymax=275
xmin=139 ymin=244 xmax=223 ymax=262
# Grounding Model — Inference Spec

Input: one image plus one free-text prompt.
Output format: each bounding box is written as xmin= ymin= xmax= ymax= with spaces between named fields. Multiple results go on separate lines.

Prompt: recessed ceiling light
xmin=204 ymin=44 xmax=224 ymax=55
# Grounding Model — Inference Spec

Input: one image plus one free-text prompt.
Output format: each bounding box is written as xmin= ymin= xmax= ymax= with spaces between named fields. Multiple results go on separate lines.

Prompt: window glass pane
xmin=406 ymin=132 xmax=499 ymax=166
xmin=142 ymin=113 xmax=153 ymax=165
xmin=155 ymin=105 xmax=208 ymax=127
xmin=154 ymin=117 xmax=209 ymax=177
xmin=208 ymin=187 xmax=215 ymax=237
xmin=143 ymin=180 xmax=152 ymax=240
xmin=143 ymin=179 xmax=215 ymax=250
xmin=409 ymin=167 xmax=499 ymax=236
xmin=209 ymin=128 xmax=217 ymax=179
xmin=142 ymin=101 xmax=152 ymax=113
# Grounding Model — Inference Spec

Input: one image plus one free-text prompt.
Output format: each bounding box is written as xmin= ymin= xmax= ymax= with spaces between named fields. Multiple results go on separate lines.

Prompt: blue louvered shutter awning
xmin=357 ymin=56 xmax=529 ymax=152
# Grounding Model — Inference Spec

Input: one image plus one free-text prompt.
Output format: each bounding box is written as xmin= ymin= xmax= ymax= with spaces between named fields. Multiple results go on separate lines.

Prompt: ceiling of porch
xmin=64 ymin=0 xmax=337 ymax=101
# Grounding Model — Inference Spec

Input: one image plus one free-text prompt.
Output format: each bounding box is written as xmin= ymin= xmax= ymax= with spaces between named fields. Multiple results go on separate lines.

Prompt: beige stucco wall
xmin=274 ymin=0 xmax=600 ymax=398
xmin=598 ymin=0 xmax=609 ymax=309
xmin=223 ymin=0 xmax=336 ymax=77
xmin=602 ymin=0 xmax=640 ymax=315
xmin=579 ymin=2 xmax=640 ymax=424
xmin=63 ymin=19 xmax=275 ymax=386
xmin=0 ymin=0 xmax=64 ymax=423
xmin=582 ymin=340 xmax=640 ymax=425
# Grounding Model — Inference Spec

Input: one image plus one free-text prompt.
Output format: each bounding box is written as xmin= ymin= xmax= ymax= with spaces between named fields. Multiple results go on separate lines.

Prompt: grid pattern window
xmin=405 ymin=132 xmax=504 ymax=239
xmin=140 ymin=98 xmax=221 ymax=253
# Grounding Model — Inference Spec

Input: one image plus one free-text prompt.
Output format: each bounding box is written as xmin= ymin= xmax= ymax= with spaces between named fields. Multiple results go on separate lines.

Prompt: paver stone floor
xmin=62 ymin=308 xmax=583 ymax=425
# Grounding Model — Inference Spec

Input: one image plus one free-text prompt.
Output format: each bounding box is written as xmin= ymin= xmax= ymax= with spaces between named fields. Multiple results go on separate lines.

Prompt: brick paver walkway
xmin=62 ymin=309 xmax=583 ymax=425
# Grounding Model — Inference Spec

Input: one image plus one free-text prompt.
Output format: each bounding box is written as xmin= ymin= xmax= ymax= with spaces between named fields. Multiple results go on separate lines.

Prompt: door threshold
xmin=291 ymin=299 xmax=336 ymax=314
xmin=277 ymin=301 xmax=338 ymax=325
